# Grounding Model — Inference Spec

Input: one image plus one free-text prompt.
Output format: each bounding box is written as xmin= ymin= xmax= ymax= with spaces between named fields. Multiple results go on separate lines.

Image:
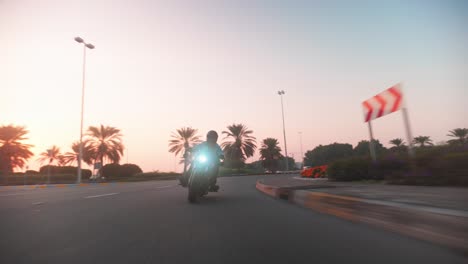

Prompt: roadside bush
xmin=101 ymin=163 xmax=143 ymax=178
xmin=218 ymin=166 xmax=264 ymax=176
xmin=371 ymin=155 xmax=410 ymax=180
xmin=327 ymin=157 xmax=371 ymax=181
xmin=128 ymin=172 xmax=180 ymax=182
xmin=441 ymin=152 xmax=468 ymax=185
xmin=328 ymin=146 xmax=468 ymax=186
xmin=2 ymin=173 xmax=91 ymax=185
xmin=386 ymin=151 xmax=468 ymax=186
xmin=120 ymin=164 xmax=143 ymax=177
xmin=37 ymin=166 xmax=91 ymax=179
xmin=101 ymin=163 xmax=121 ymax=179
xmin=82 ymin=169 xmax=92 ymax=179
xmin=40 ymin=166 xmax=80 ymax=175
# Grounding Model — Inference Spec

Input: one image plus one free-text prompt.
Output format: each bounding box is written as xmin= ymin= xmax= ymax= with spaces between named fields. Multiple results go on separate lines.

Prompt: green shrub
xmin=327 ymin=148 xmax=468 ymax=186
xmin=127 ymin=172 xmax=180 ymax=181
xmin=101 ymin=163 xmax=121 ymax=178
xmin=101 ymin=163 xmax=143 ymax=178
xmin=40 ymin=166 xmax=76 ymax=175
xmin=386 ymin=151 xmax=468 ymax=186
xmin=120 ymin=164 xmax=143 ymax=177
xmin=36 ymin=166 xmax=91 ymax=179
xmin=218 ymin=166 xmax=263 ymax=176
xmin=372 ymin=155 xmax=410 ymax=180
xmin=327 ymin=157 xmax=371 ymax=181
xmin=441 ymin=152 xmax=468 ymax=185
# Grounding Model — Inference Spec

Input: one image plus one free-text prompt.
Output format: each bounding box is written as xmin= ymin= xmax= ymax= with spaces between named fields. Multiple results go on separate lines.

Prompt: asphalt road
xmin=0 ymin=175 xmax=466 ymax=264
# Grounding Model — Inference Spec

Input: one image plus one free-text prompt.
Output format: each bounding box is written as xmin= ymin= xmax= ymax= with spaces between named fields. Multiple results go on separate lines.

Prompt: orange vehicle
xmin=301 ymin=165 xmax=328 ymax=178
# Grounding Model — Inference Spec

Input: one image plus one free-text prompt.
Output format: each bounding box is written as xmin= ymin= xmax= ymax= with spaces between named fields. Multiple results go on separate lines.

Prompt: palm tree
xmin=61 ymin=141 xmax=95 ymax=166
xmin=85 ymin=125 xmax=124 ymax=166
xmin=168 ymin=127 xmax=201 ymax=174
xmin=0 ymin=125 xmax=34 ymax=178
xmin=221 ymin=124 xmax=257 ymax=169
xmin=37 ymin=145 xmax=63 ymax=166
xmin=447 ymin=128 xmax=468 ymax=145
xmin=259 ymin=138 xmax=283 ymax=173
xmin=389 ymin=138 xmax=405 ymax=148
xmin=389 ymin=138 xmax=407 ymax=152
xmin=413 ymin=136 xmax=433 ymax=147
xmin=37 ymin=145 xmax=63 ymax=184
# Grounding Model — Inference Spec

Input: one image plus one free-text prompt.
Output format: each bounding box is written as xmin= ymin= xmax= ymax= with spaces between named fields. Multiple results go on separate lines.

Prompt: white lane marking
xmin=32 ymin=202 xmax=45 ymax=206
xmin=84 ymin=193 xmax=119 ymax=199
xmin=155 ymin=185 xmax=175 ymax=189
xmin=0 ymin=193 xmax=25 ymax=197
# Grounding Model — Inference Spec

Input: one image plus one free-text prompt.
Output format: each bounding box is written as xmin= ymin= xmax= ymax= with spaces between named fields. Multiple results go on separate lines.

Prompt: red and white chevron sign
xmin=362 ymin=84 xmax=403 ymax=122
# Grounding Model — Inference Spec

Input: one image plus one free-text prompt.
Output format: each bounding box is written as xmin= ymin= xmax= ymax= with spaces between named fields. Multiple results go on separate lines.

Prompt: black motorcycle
xmin=187 ymin=152 xmax=218 ymax=203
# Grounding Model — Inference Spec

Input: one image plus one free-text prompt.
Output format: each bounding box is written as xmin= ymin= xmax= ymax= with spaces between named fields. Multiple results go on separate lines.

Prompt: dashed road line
xmin=0 ymin=193 xmax=25 ymax=197
xmin=155 ymin=185 xmax=175 ymax=189
xmin=84 ymin=193 xmax=119 ymax=199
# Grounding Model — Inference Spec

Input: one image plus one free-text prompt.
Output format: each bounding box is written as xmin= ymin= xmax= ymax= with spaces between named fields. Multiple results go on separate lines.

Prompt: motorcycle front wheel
xmin=188 ymin=178 xmax=198 ymax=203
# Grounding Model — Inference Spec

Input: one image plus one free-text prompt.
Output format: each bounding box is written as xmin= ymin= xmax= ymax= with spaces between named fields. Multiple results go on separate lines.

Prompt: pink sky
xmin=2 ymin=0 xmax=467 ymax=172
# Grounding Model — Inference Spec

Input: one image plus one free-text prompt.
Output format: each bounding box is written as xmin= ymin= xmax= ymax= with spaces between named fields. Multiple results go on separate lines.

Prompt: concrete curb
xmin=256 ymin=180 xmax=468 ymax=255
xmin=255 ymin=180 xmax=286 ymax=198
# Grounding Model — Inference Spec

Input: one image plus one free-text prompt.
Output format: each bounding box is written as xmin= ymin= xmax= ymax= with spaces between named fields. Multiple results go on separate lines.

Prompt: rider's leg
xmin=180 ymin=164 xmax=191 ymax=187
xmin=209 ymin=165 xmax=220 ymax=191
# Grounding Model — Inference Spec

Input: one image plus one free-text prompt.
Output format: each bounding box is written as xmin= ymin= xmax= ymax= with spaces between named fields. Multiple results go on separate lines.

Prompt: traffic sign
xmin=362 ymin=84 xmax=403 ymax=122
xmin=361 ymin=83 xmax=414 ymax=160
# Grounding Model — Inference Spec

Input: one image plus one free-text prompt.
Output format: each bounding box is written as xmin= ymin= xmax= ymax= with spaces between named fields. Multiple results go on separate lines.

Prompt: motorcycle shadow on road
xmin=187 ymin=192 xmax=262 ymax=207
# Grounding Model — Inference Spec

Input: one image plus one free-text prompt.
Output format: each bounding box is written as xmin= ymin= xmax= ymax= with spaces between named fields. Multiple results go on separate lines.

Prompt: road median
xmin=256 ymin=177 xmax=468 ymax=255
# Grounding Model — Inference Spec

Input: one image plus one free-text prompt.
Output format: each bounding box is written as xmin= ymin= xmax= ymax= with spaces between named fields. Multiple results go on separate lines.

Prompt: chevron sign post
xmin=362 ymin=83 xmax=414 ymax=161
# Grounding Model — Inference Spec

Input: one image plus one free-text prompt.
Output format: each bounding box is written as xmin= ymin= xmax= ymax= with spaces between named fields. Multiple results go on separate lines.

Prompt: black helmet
xmin=207 ymin=130 xmax=218 ymax=140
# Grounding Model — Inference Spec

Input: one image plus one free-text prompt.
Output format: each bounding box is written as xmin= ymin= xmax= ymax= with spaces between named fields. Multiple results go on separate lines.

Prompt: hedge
xmin=327 ymin=146 xmax=468 ymax=186
xmin=101 ymin=163 xmax=143 ymax=179
xmin=1 ymin=172 xmax=91 ymax=185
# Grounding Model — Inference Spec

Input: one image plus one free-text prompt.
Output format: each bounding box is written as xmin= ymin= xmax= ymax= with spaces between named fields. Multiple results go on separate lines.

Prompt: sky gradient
xmin=2 ymin=0 xmax=467 ymax=172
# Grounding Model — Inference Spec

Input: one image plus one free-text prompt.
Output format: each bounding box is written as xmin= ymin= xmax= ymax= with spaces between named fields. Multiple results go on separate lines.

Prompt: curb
xmin=256 ymin=180 xmax=468 ymax=255
xmin=256 ymin=180 xmax=286 ymax=198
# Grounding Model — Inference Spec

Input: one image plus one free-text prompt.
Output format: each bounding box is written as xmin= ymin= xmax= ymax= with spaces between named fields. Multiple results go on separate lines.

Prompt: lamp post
xmin=75 ymin=37 xmax=95 ymax=183
xmin=278 ymin=90 xmax=288 ymax=171
xmin=299 ymin=132 xmax=304 ymax=168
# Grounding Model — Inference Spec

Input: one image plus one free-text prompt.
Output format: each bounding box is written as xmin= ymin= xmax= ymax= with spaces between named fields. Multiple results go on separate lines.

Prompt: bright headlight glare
xmin=198 ymin=155 xmax=207 ymax=163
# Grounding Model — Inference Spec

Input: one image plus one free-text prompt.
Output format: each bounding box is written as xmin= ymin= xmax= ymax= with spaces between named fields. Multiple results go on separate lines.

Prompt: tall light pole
xmin=299 ymin=132 xmax=304 ymax=168
xmin=278 ymin=90 xmax=289 ymax=171
xmin=75 ymin=37 xmax=95 ymax=183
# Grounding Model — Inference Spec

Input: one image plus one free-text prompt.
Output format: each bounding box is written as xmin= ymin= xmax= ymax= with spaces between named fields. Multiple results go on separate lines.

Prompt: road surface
xmin=0 ymin=175 xmax=465 ymax=264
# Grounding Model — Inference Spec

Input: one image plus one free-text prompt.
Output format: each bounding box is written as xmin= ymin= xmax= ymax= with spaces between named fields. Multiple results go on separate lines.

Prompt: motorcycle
xmin=187 ymin=152 xmax=218 ymax=203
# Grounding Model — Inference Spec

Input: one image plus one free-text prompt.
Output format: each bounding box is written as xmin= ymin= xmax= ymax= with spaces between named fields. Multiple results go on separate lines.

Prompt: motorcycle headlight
xmin=197 ymin=155 xmax=207 ymax=163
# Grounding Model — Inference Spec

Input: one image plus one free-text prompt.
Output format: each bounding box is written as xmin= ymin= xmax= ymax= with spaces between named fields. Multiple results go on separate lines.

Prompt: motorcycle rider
xmin=180 ymin=130 xmax=224 ymax=191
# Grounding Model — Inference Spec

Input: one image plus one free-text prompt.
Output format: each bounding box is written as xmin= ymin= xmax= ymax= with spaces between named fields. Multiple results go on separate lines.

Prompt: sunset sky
xmin=2 ymin=0 xmax=467 ymax=172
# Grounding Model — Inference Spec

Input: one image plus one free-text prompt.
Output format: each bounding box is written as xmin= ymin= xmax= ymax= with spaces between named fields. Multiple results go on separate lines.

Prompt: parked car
xmin=301 ymin=165 xmax=328 ymax=178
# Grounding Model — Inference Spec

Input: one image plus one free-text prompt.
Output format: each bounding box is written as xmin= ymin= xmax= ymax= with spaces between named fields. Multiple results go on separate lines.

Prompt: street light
xmin=299 ymin=132 xmax=304 ymax=168
xmin=75 ymin=36 xmax=95 ymax=183
xmin=278 ymin=90 xmax=289 ymax=171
